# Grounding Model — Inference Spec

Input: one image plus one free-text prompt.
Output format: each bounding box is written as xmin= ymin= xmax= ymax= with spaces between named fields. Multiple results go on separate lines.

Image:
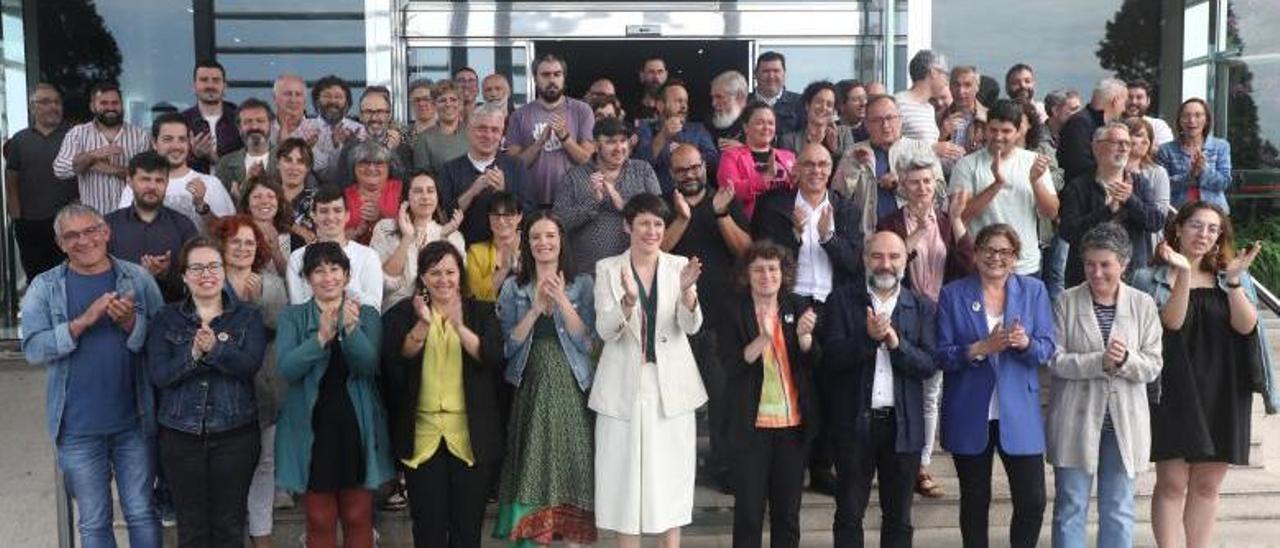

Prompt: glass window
xmin=216 ymin=20 xmax=364 ymax=48
xmin=220 ymin=52 xmax=367 ymax=84
xmin=213 ymin=0 xmax=361 ymax=12
xmin=406 ymin=46 xmax=528 ymax=106
xmin=1228 ymin=0 xmax=1280 ymax=55
xmin=1182 ymin=64 xmax=1209 ymax=102
xmin=1184 ymin=2 xmax=1211 ymax=61
xmin=2 ymin=0 xmax=28 ymax=133
xmin=760 ymin=45 xmax=867 ymax=91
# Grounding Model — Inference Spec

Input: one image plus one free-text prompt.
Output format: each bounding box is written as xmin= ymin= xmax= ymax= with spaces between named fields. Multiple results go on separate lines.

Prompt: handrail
xmin=1257 ymin=279 xmax=1280 ymax=318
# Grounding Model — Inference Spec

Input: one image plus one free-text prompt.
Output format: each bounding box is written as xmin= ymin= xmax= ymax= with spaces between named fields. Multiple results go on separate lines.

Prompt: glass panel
xmin=2 ymin=0 xmax=27 ymax=133
xmin=406 ymin=46 xmax=528 ymax=107
xmin=216 ymin=19 xmax=364 ymax=48
xmin=759 ymin=45 xmax=861 ymax=91
xmin=214 ymin=0 xmax=362 ymax=12
xmin=1224 ymin=58 xmax=1280 ymax=170
xmin=220 ymin=52 xmax=367 ymax=84
xmin=1184 ymin=2 xmax=1211 ymax=60
xmin=1228 ymin=0 xmax=1280 ymax=55
xmin=1183 ymin=64 xmax=1209 ymax=102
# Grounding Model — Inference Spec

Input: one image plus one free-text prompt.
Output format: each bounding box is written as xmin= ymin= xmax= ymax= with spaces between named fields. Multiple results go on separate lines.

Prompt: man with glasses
xmin=950 ymin=99 xmax=1060 ymax=277
xmin=634 ymin=79 xmax=719 ymax=196
xmin=1057 ymin=122 xmax=1164 ymax=286
xmin=104 ymin=151 xmax=200 ymax=303
xmin=5 ymin=83 xmax=76 ymax=279
xmin=438 ymin=102 xmax=535 ymax=244
xmin=661 ymin=144 xmax=751 ymax=493
xmin=21 ymin=201 xmax=165 ymax=548
xmin=834 ymin=95 xmax=946 ymax=235
xmin=324 ymin=88 xmax=412 ymax=187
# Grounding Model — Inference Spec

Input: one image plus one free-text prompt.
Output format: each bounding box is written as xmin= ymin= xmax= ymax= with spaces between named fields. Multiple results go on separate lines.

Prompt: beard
xmin=712 ymin=108 xmax=741 ymax=130
xmin=95 ymin=110 xmax=123 ymax=127
xmin=319 ymin=105 xmax=346 ymax=125
xmin=538 ymin=85 xmax=563 ymax=103
xmin=677 ymin=180 xmax=706 ymax=197
xmin=244 ymin=130 xmax=268 ymax=149
xmin=866 ymin=269 xmax=903 ymax=292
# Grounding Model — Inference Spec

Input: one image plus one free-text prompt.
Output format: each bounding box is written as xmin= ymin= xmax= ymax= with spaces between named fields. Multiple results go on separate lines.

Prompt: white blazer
xmin=589 ymin=250 xmax=707 ymax=420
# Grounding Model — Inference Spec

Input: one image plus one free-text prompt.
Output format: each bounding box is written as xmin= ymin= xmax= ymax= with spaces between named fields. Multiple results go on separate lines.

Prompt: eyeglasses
xmin=185 ymin=262 xmax=224 ymax=276
xmin=59 ymin=223 xmax=106 ymax=243
xmin=979 ymin=246 xmax=1017 ymax=259
xmin=489 ymin=211 xmax=521 ymax=220
xmin=798 ymin=160 xmax=833 ymax=171
xmin=1098 ymin=139 xmax=1132 ymax=149
xmin=867 ymin=114 xmax=900 ymax=126
xmin=1185 ymin=220 xmax=1221 ymax=236
xmin=671 ymin=163 xmax=705 ymax=175
xmin=361 ymin=108 xmax=390 ymax=117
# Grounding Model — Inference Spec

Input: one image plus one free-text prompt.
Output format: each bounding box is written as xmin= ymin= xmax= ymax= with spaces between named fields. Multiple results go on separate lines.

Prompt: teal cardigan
xmin=274 ymin=300 xmax=394 ymax=493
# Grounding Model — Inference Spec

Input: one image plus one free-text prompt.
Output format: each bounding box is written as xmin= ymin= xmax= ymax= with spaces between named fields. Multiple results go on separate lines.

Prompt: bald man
xmin=822 ymin=230 xmax=938 ymax=547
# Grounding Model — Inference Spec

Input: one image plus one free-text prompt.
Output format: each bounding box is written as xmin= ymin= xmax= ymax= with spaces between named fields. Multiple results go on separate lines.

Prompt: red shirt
xmin=344 ymin=179 xmax=403 ymax=244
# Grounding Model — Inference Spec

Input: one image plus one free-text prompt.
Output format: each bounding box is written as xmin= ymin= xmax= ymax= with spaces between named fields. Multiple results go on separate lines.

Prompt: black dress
xmin=309 ymin=340 xmax=366 ymax=491
xmin=1150 ymin=288 xmax=1257 ymax=464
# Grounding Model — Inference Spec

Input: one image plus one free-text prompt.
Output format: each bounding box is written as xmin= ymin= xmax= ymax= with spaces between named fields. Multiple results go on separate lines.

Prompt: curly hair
xmin=1160 ymin=200 xmax=1236 ymax=273
xmin=208 ymin=214 xmax=273 ymax=272
xmin=736 ymin=241 xmax=797 ymax=295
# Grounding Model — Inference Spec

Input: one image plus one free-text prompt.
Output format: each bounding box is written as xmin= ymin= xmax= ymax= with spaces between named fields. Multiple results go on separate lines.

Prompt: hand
xmin=679 ymin=257 xmax=703 ymax=293
xmin=441 ymin=209 xmax=464 ymax=236
xmin=791 ymin=205 xmax=812 ymax=232
xmin=441 ymin=297 xmax=464 ymax=329
xmin=877 ymin=171 xmax=898 ymax=191
xmin=817 ymin=203 xmax=834 ymax=239
xmin=544 ymin=272 xmax=568 ymax=312
xmin=317 ymin=305 xmax=338 ymax=345
xmin=1007 ymin=318 xmax=1029 ymax=351
xmin=717 ymin=137 xmax=743 ymax=151
xmin=1030 ymin=153 xmax=1050 ymax=184
xmin=620 ymin=267 xmax=639 ymax=307
xmin=141 ymin=252 xmax=172 ymax=276
xmin=77 ymin=291 xmax=117 ymax=330
xmin=948 ymin=188 xmax=970 ymax=220
xmin=796 ymin=307 xmax=818 ymax=338
xmin=192 ymin=322 xmax=217 ymax=359
xmin=395 ymin=202 xmax=415 ymax=238
xmin=673 ymin=191 xmax=692 ymax=220
xmin=412 ymin=294 xmax=432 ymax=325
xmin=589 ymin=172 xmax=606 ymax=201
xmin=241 ymin=272 xmax=263 ymax=301
xmin=191 ymin=132 xmax=215 ymax=160
xmin=248 ymin=160 xmax=266 ymax=180
xmin=853 ymin=146 xmax=873 ymax=166
xmin=1107 ymin=176 xmax=1134 ymax=206
xmin=756 ymin=308 xmax=777 ymax=339
xmin=866 ymin=306 xmax=892 ymax=342
xmin=1189 ymin=149 xmax=1205 ymax=177
xmin=187 ymin=177 xmax=208 ymax=208
xmin=386 ymin=128 xmax=402 ymax=150
xmin=990 ymin=151 xmax=1006 ymax=187
xmin=483 ymin=168 xmax=506 ymax=192
xmin=104 ymin=292 xmax=137 ymax=331
xmin=933 ymin=141 xmax=965 ymax=161
xmin=712 ymin=183 xmax=736 ymax=216
xmin=1103 ymin=336 xmax=1128 ymax=372
xmin=333 ymin=124 xmax=352 ymax=147
xmin=341 ymin=298 xmax=361 ymax=334
xmin=1225 ymin=241 xmax=1263 ymax=283
xmin=662 ymin=115 xmax=684 ymax=138
xmin=822 ymin=124 xmax=839 ymax=151
xmin=359 ymin=199 xmax=379 ymax=223
xmin=981 ymin=322 xmax=1012 ymax=355
xmin=1157 ymin=241 xmax=1191 ymax=272
xmin=95 ymin=144 xmax=125 ymax=161
xmin=549 ymin=114 xmax=568 ymax=141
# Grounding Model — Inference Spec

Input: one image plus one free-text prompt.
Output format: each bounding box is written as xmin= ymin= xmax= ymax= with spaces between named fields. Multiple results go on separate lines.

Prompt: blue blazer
xmin=935 ymin=274 xmax=1056 ymax=456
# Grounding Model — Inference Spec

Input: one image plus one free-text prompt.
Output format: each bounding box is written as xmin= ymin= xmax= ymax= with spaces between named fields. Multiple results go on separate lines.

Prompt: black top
xmin=1056 ymin=105 xmax=1106 ymax=183
xmin=632 ymin=263 xmax=659 ymax=363
xmin=309 ymin=339 xmax=366 ymax=491
xmin=435 ymin=153 xmax=537 ymax=244
xmin=668 ymin=192 xmax=747 ymax=325
xmin=1057 ymin=172 xmax=1165 ymax=287
xmin=3 ymin=126 xmax=76 ymax=220
xmin=104 ymin=205 xmax=200 ymax=303
xmin=750 ymin=188 xmax=866 ymax=296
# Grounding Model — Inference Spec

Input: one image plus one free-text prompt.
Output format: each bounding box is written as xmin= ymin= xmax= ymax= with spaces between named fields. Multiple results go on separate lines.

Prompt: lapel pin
xmin=971 ymin=301 xmax=981 ymax=312
xmin=784 ymin=313 xmax=795 ymax=323
xmin=217 ymin=332 xmax=229 ymax=342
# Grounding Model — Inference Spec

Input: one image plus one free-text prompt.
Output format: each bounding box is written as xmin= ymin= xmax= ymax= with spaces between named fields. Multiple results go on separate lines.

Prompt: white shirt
xmin=949 ymin=147 xmax=1057 ymax=274
xmin=118 ymin=169 xmax=236 ymax=231
xmin=986 ymin=312 xmax=1004 ymax=421
xmin=468 ymin=152 xmax=495 ymax=172
xmin=203 ymin=112 xmax=222 ymax=149
xmin=1145 ymin=115 xmax=1175 ymax=147
xmin=285 ymin=240 xmax=384 ymax=309
xmin=792 ymin=192 xmax=834 ymax=302
xmin=894 ymin=91 xmax=940 ymax=143
xmin=245 ymin=151 xmax=270 ymax=176
xmin=870 ymin=288 xmax=901 ymax=409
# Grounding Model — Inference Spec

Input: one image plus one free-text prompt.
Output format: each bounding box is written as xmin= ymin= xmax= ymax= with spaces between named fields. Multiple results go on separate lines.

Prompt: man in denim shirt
xmin=21 ymin=203 xmax=165 ymax=548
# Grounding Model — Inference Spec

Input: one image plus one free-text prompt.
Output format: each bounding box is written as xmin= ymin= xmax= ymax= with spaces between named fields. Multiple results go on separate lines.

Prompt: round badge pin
xmin=217 ymin=332 xmax=229 ymax=342
xmin=971 ymin=301 xmax=981 ymax=312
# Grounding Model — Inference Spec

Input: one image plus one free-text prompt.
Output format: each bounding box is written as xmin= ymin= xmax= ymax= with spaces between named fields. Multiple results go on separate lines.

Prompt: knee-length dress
xmin=1150 ymin=287 xmax=1256 ymax=464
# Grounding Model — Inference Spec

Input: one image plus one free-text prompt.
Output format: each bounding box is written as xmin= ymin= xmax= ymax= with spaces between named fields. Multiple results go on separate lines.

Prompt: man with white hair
xmin=437 ymin=103 xmax=535 ymax=243
xmin=709 ymin=70 xmax=749 ymax=149
xmin=271 ymin=74 xmax=308 ymax=144
xmin=1057 ymin=78 xmax=1129 ymax=183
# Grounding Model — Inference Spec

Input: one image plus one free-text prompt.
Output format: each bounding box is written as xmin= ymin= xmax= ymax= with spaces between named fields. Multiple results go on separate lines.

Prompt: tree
xmin=1095 ymin=0 xmax=1163 ymax=105
xmin=36 ymin=0 xmax=123 ymax=123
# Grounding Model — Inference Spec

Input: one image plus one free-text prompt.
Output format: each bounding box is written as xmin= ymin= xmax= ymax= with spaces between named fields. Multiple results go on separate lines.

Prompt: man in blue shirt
xmin=104 ymin=151 xmax=199 ymax=302
xmin=21 ymin=202 xmax=165 ymax=548
xmin=633 ymin=79 xmax=719 ymax=196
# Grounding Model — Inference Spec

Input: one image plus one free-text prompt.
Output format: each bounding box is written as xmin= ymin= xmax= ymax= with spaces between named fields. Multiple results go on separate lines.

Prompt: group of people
xmin=7 ymin=45 xmax=1270 ymax=548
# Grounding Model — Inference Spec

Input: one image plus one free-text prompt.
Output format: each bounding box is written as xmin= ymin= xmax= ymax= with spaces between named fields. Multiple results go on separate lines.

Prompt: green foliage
xmin=1096 ymin=0 xmax=1163 ymax=105
xmin=1234 ymin=214 xmax=1280 ymax=292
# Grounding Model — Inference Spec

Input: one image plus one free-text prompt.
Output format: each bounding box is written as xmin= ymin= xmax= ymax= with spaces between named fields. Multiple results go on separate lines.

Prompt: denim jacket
xmin=20 ymin=257 xmax=165 ymax=442
xmin=147 ymin=289 xmax=266 ymax=434
xmin=1156 ymin=137 xmax=1233 ymax=213
xmin=496 ymin=274 xmax=597 ymax=391
xmin=1131 ymin=265 xmax=1277 ymax=414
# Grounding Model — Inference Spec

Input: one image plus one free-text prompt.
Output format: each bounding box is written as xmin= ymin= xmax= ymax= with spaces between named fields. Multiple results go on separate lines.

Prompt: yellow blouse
xmin=465 ymin=242 xmax=500 ymax=302
xmin=402 ymin=309 xmax=474 ymax=468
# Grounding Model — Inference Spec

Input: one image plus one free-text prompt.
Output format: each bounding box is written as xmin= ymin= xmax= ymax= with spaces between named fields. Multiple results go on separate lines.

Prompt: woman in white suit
xmin=592 ymin=193 xmax=706 ymax=548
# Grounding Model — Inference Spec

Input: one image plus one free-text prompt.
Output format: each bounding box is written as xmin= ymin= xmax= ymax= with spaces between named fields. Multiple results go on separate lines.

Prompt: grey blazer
xmin=214 ymin=147 xmax=278 ymax=198
xmin=1046 ymin=282 xmax=1163 ymax=477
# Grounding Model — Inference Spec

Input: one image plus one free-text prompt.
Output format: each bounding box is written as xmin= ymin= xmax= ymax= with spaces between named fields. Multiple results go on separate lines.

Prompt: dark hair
xmin=657 ymin=78 xmax=687 ymax=101
xmin=800 ymin=80 xmax=837 ymax=110
xmin=835 ymin=79 xmax=865 ymax=104
xmin=192 ymin=59 xmax=226 ymax=80
xmin=454 ymin=66 xmax=478 ymax=79
xmin=150 ymin=111 xmax=189 ymax=140
xmin=516 ymin=211 xmax=574 ymax=287
xmin=977 ymin=75 xmax=1001 ymax=108
xmin=755 ymin=51 xmax=787 ymax=70
xmin=974 ymin=223 xmax=1022 ymax=259
xmin=89 ymin=81 xmax=121 ymax=101
xmin=276 ymin=137 xmax=314 ymax=170
xmin=1176 ymin=97 xmax=1214 ymax=141
xmin=311 ymin=75 xmax=352 ymax=109
xmin=488 ymin=191 xmax=519 ymax=215
xmin=127 ymin=150 xmax=171 ymax=177
xmin=238 ymin=175 xmax=294 ymax=233
xmin=1126 ymin=79 xmax=1152 ymax=94
xmin=404 ymin=173 xmax=448 ymax=227
xmin=1161 ymin=201 xmax=1236 ymax=273
xmin=737 ymin=100 xmax=775 ymax=130
xmin=208 ymin=214 xmax=272 ymax=272
xmin=301 ymin=241 xmax=350 ymax=278
xmin=178 ymin=235 xmax=223 ymax=279
xmin=238 ymin=97 xmax=275 ymax=122
xmin=593 ymin=116 xmax=632 ymax=140
xmin=622 ymin=193 xmax=671 ymax=225
xmin=986 ymin=99 xmax=1025 ymax=128
xmin=1005 ymin=63 xmax=1034 ymax=88
xmin=311 ymin=185 xmax=346 ymax=213
xmin=415 ymin=240 xmax=467 ymax=296
xmin=641 ymin=56 xmax=667 ymax=70
xmin=1017 ymin=99 xmax=1047 ymax=149
xmin=589 ymin=95 xmax=625 ymax=119
xmin=736 ymin=241 xmax=797 ymax=294
xmin=532 ymin=53 xmax=567 ymax=76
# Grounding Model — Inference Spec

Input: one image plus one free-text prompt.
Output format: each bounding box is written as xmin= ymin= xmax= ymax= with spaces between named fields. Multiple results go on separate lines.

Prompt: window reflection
xmin=406 ymin=46 xmax=528 ymax=106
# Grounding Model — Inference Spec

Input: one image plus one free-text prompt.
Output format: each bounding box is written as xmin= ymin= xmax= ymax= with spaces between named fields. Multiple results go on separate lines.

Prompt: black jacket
xmin=1058 ymin=172 xmax=1165 ymax=286
xmin=750 ymin=188 xmax=865 ymax=290
xmin=1057 ymin=105 xmax=1106 ymax=183
xmin=723 ymin=293 xmax=822 ymax=448
xmin=380 ymin=297 xmax=505 ymax=464
xmin=820 ymin=285 xmax=937 ymax=453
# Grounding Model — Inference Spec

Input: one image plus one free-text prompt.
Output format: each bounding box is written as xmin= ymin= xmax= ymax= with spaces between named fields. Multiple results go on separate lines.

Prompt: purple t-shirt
xmin=505 ymin=97 xmax=594 ymax=206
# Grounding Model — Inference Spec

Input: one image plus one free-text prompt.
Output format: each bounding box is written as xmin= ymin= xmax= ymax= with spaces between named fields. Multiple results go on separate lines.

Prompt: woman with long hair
xmin=370 ymin=172 xmax=464 ymax=310
xmin=239 ymin=176 xmax=294 ymax=276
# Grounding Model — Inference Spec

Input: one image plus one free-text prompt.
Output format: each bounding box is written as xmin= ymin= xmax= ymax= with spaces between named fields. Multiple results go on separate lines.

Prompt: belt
xmin=869 ymin=407 xmax=895 ymax=419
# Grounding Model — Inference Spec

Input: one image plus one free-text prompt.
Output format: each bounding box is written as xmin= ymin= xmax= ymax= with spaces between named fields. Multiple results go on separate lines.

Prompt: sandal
xmin=915 ymin=470 xmax=945 ymax=498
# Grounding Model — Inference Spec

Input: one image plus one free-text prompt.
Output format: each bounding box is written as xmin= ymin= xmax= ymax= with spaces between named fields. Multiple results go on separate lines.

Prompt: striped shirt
xmin=52 ymin=121 xmax=151 ymax=215
xmin=894 ymin=91 xmax=940 ymax=143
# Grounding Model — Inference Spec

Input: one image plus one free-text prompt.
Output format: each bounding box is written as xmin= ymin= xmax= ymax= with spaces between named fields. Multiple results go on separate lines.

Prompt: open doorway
xmin=533 ymin=40 xmax=751 ymax=126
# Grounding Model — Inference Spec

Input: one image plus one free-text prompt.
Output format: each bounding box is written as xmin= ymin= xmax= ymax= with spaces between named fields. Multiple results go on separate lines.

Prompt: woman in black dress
xmin=1133 ymin=201 xmax=1263 ymax=548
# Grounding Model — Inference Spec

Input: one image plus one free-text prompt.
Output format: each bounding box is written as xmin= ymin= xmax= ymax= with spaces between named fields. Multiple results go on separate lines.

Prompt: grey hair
xmin=1091 ymin=120 xmax=1130 ymax=142
xmin=29 ymin=83 xmax=61 ymax=100
xmin=1044 ymin=88 xmax=1070 ymax=113
xmin=711 ymin=70 xmax=749 ymax=100
xmin=272 ymin=74 xmax=305 ymax=97
xmin=349 ymin=140 xmax=392 ymax=165
xmin=408 ymin=78 xmax=433 ymax=96
xmin=1093 ymin=78 xmax=1127 ymax=104
xmin=894 ymin=147 xmax=939 ymax=175
xmin=1079 ymin=221 xmax=1132 ymax=265
xmin=908 ymin=50 xmax=948 ymax=83
xmin=950 ymin=65 xmax=980 ymax=81
xmin=469 ymin=102 xmax=507 ymax=125
xmin=54 ymin=203 xmax=104 ymax=238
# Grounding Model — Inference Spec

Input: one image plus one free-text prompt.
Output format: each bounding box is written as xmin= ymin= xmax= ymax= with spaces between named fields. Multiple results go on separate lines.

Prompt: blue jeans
xmin=57 ymin=426 xmax=161 ymax=548
xmin=1051 ymin=428 xmax=1135 ymax=548
xmin=1042 ymin=236 xmax=1068 ymax=302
